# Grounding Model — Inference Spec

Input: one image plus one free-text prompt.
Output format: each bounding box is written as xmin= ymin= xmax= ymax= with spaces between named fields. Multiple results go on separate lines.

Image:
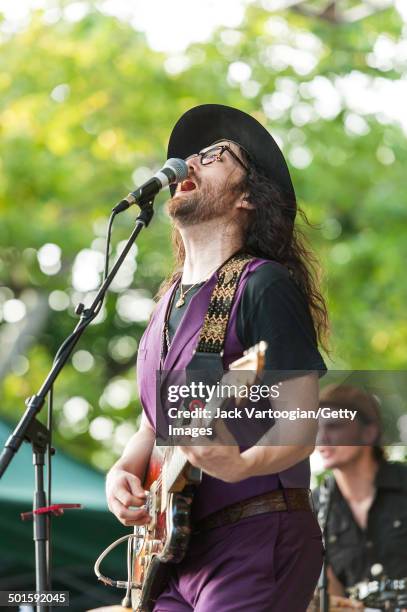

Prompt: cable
xmin=44 ymin=210 xmax=118 ymax=589
xmin=93 ymin=532 xmax=143 ymax=590
xmin=104 ymin=211 xmax=117 ymax=281
xmin=121 ymin=533 xmax=134 ymax=608
xmin=52 ymin=210 xmax=118 ymax=366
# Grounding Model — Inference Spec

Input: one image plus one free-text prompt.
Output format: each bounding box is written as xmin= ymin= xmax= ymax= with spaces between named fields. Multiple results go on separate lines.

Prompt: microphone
xmin=113 ymin=158 xmax=188 ymax=213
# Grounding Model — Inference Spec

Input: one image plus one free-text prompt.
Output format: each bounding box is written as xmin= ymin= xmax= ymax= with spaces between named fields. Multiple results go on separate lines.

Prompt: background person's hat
xmin=319 ymin=384 xmax=383 ymax=441
xmin=167 ymin=104 xmax=297 ymax=220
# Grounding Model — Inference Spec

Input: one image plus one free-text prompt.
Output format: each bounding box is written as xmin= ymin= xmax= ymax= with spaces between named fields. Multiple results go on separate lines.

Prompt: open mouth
xmin=180 ymin=179 xmax=197 ymax=192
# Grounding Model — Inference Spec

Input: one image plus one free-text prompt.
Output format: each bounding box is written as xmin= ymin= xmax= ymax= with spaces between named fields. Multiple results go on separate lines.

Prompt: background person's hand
xmin=329 ymin=595 xmax=364 ymax=610
xmin=307 ymin=594 xmax=364 ymax=611
xmin=106 ymin=467 xmax=150 ymax=527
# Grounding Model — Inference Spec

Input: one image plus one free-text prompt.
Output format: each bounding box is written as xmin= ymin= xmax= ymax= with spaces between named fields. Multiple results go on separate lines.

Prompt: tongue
xmin=181 ymin=180 xmax=196 ymax=192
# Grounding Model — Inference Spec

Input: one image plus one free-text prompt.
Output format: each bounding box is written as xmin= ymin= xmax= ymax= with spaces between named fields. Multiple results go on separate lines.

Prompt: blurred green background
xmin=1 ymin=0 xmax=406 ymax=470
xmin=0 ymin=0 xmax=406 ymax=602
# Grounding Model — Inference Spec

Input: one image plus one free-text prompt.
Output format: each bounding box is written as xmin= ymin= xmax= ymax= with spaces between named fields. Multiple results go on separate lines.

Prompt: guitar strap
xmin=186 ymin=251 xmax=257 ymax=443
xmin=195 ymin=252 xmax=254 ymax=356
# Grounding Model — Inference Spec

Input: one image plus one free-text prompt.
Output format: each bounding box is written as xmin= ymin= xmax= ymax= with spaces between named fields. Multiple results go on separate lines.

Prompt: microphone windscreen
xmin=165 ymin=158 xmax=189 ymax=183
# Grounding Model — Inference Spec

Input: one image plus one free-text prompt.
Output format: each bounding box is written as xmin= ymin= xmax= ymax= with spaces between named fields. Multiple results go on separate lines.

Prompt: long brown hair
xmin=158 ymin=151 xmax=330 ymax=352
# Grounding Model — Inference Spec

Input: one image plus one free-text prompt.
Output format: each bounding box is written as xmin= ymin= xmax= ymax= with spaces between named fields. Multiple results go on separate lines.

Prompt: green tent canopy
xmin=0 ymin=421 xmax=109 ymax=509
xmin=0 ymin=419 xmax=130 ymax=610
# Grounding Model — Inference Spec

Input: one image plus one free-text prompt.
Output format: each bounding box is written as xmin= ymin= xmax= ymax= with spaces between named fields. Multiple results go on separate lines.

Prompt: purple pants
xmin=153 ymin=510 xmax=323 ymax=612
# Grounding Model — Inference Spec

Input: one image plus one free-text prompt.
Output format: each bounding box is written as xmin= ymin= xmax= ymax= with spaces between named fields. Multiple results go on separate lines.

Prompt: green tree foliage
xmin=0 ymin=1 xmax=406 ymax=468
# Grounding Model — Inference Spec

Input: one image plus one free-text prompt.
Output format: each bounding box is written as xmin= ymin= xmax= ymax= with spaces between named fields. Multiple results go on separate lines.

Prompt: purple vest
xmin=136 ymin=258 xmax=310 ymax=521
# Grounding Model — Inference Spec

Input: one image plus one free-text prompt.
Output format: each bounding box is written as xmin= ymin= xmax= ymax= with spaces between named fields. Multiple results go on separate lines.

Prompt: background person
xmin=313 ymin=384 xmax=407 ymax=610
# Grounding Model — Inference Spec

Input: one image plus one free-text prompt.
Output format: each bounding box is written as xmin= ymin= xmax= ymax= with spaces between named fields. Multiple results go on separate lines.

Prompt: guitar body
xmin=131 ymin=447 xmax=201 ymax=612
xmin=130 ymin=343 xmax=266 ymax=611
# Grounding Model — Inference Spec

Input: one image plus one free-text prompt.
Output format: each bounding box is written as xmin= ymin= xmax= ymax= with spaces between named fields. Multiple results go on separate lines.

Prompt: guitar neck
xmin=163 ymin=341 xmax=267 ymax=492
xmin=164 ymin=446 xmax=191 ymax=492
xmin=164 ymin=396 xmax=223 ymax=492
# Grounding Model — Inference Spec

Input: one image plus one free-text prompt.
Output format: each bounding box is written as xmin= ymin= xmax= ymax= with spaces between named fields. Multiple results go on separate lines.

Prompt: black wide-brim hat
xmin=167 ymin=104 xmax=296 ymax=220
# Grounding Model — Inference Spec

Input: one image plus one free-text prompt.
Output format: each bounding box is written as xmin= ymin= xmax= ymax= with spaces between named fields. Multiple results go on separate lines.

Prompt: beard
xmin=167 ymin=176 xmax=242 ymax=227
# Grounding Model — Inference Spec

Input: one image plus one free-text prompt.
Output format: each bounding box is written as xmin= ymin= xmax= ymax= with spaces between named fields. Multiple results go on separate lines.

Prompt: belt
xmin=192 ymin=488 xmax=312 ymax=534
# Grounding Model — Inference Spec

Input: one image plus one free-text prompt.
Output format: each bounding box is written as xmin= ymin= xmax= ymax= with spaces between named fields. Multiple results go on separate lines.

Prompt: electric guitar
xmin=130 ymin=341 xmax=267 ymax=611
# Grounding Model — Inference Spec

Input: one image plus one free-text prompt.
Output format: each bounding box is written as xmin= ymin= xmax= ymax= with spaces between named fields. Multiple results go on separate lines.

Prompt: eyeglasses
xmin=186 ymin=144 xmax=249 ymax=172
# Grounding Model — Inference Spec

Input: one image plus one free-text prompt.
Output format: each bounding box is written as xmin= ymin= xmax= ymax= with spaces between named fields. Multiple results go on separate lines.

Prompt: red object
xmin=20 ymin=503 xmax=82 ymax=521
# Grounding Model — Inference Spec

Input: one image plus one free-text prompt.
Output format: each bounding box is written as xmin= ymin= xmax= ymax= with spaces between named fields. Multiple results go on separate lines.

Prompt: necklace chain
xmin=160 ymin=254 xmax=245 ymax=365
xmin=175 ymin=281 xmax=201 ymax=308
xmin=162 ymin=263 xmax=221 ymax=357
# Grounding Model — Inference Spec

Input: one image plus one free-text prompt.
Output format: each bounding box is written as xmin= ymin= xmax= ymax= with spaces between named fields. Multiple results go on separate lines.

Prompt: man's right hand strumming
xmin=106 ymin=413 xmax=155 ymax=526
xmin=106 ymin=467 xmax=151 ymax=527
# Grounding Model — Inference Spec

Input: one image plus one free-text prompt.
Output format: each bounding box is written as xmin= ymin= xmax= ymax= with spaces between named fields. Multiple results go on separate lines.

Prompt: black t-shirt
xmin=313 ymin=460 xmax=407 ymax=589
xmin=167 ymin=261 xmax=326 ymax=374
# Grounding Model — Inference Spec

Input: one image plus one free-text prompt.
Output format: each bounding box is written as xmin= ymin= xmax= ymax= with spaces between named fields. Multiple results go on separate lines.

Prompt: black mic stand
xmin=319 ymin=553 xmax=330 ymax=612
xmin=317 ymin=476 xmax=334 ymax=612
xmin=0 ymin=201 xmax=154 ymax=612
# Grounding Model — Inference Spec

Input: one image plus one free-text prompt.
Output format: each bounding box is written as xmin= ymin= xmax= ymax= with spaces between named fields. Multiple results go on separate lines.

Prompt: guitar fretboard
xmin=164 ymin=446 xmax=189 ymax=492
xmin=162 ymin=341 xmax=267 ymax=492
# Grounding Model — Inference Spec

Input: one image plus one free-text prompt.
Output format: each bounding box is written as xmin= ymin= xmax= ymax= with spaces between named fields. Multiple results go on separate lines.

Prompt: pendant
xmin=175 ymin=296 xmax=185 ymax=308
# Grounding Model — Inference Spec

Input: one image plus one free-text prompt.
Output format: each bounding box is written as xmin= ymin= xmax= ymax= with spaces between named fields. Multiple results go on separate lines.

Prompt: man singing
xmin=106 ymin=104 xmax=328 ymax=611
